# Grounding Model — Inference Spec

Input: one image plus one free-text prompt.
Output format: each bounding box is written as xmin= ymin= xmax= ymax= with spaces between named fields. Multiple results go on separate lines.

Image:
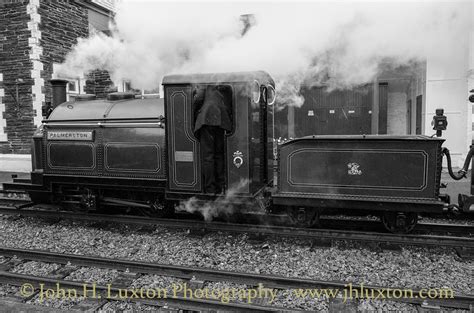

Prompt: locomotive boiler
xmin=3 ymin=71 xmax=471 ymax=233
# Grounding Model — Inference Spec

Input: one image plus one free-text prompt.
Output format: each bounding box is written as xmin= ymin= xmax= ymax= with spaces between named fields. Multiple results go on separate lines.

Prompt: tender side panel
xmin=277 ymin=139 xmax=442 ymax=201
xmin=165 ymin=86 xmax=202 ymax=192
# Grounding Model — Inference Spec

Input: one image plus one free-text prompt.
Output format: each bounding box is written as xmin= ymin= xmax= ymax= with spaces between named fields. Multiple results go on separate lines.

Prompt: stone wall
xmin=0 ymin=0 xmax=88 ymax=154
xmin=0 ymin=0 xmax=35 ymax=153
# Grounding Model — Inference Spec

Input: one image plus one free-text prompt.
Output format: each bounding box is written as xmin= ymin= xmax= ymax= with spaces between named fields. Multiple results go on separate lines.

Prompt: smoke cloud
xmin=57 ymin=1 xmax=471 ymax=107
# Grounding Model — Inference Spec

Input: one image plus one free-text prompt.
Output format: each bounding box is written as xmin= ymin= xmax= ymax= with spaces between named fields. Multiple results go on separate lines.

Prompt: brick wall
xmin=0 ymin=0 xmax=89 ymax=154
xmin=84 ymin=69 xmax=116 ymax=98
xmin=0 ymin=0 xmax=35 ymax=153
xmin=39 ymin=0 xmax=88 ymax=107
xmin=0 ymin=73 xmax=6 ymax=142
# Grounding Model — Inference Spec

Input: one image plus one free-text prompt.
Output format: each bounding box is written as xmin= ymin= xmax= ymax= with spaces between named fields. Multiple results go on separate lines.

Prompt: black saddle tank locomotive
xmin=4 ymin=71 xmax=460 ymax=233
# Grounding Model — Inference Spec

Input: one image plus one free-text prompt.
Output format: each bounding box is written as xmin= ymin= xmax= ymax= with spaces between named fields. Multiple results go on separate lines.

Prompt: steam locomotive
xmin=4 ymin=71 xmax=473 ymax=233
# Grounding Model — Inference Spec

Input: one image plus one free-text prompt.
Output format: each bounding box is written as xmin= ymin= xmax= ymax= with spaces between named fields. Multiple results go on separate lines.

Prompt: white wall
xmin=387 ymin=91 xmax=407 ymax=134
xmin=470 ymin=2 xmax=474 ymax=151
xmin=383 ymin=79 xmax=411 ymax=135
xmin=0 ymin=155 xmax=32 ymax=172
xmin=425 ymin=11 xmax=472 ymax=167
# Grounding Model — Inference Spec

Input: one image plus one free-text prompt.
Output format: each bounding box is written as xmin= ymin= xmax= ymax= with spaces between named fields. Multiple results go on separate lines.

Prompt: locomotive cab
xmin=162 ymin=71 xmax=275 ymax=202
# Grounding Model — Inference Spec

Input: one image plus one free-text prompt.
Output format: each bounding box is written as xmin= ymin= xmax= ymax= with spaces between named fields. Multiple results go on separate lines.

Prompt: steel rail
xmin=0 ymin=196 xmax=473 ymax=234
xmin=1 ymin=201 xmax=472 ymax=235
xmin=0 ymin=197 xmax=31 ymax=205
xmin=0 ymin=247 xmax=472 ymax=309
xmin=319 ymin=218 xmax=474 ymax=235
xmin=0 ymin=299 xmax=64 ymax=312
xmin=412 ymin=222 xmax=473 ymax=234
xmin=0 ymin=206 xmax=473 ymax=249
xmin=0 ymin=191 xmax=29 ymax=197
xmin=0 ymin=271 xmax=285 ymax=312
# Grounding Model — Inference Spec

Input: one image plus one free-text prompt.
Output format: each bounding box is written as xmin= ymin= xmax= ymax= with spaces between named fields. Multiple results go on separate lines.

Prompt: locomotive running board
xmin=165 ymin=187 xmax=268 ymax=204
xmin=166 ymin=191 xmax=255 ymax=203
xmin=272 ymin=193 xmax=445 ymax=213
xmin=2 ymin=182 xmax=46 ymax=192
xmin=101 ymin=197 xmax=153 ymax=209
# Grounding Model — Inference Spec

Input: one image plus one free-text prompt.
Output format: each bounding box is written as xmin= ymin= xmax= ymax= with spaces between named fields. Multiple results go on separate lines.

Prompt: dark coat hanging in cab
xmin=193 ymin=85 xmax=233 ymax=134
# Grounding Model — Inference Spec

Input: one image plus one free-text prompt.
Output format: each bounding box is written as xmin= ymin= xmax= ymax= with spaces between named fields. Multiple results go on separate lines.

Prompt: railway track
xmin=0 ymin=205 xmax=473 ymax=254
xmin=0 ymin=195 xmax=473 ymax=235
xmin=0 ymin=273 xmax=282 ymax=312
xmin=0 ymin=190 xmax=29 ymax=197
xmin=0 ymin=190 xmax=31 ymax=206
xmin=0 ymin=247 xmax=472 ymax=310
xmin=319 ymin=218 xmax=474 ymax=236
xmin=0 ymin=198 xmax=32 ymax=208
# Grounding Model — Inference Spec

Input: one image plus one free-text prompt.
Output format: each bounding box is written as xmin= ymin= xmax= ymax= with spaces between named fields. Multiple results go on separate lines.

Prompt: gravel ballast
xmin=10 ymin=261 xmax=61 ymax=277
xmin=0 ymin=215 xmax=472 ymax=311
xmin=64 ymin=267 xmax=120 ymax=285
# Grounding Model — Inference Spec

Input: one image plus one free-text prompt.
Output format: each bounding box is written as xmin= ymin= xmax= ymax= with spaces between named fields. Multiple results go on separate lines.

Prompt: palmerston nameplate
xmin=47 ymin=131 xmax=94 ymax=141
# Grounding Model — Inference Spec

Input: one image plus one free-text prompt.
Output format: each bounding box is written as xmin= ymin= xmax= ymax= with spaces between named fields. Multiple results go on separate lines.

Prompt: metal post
xmin=371 ymin=78 xmax=379 ymax=134
xmin=471 ymin=139 xmax=474 ymax=195
xmin=288 ymin=106 xmax=295 ymax=138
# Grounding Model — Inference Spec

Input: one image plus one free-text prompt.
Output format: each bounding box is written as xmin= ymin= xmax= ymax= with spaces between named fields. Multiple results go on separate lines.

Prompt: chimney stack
xmin=50 ymin=79 xmax=69 ymax=109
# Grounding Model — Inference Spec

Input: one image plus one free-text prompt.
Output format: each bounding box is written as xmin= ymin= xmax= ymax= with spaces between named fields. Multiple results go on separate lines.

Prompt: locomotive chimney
xmin=50 ymin=79 xmax=69 ymax=109
xmin=240 ymin=14 xmax=256 ymax=36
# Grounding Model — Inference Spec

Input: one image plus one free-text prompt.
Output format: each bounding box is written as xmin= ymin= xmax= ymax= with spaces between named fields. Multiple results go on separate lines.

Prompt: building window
xmin=124 ymin=81 xmax=132 ymax=92
xmin=68 ymin=81 xmax=76 ymax=92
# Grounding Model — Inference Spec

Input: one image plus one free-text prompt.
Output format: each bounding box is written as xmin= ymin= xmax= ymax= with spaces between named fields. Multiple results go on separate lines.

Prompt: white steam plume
xmin=57 ymin=1 xmax=471 ymax=107
xmin=177 ymin=179 xmax=250 ymax=222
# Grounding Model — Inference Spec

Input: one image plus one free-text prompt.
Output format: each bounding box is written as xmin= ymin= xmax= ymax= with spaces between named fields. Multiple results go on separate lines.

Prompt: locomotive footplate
xmin=271 ymin=193 xmax=446 ymax=213
xmin=165 ymin=190 xmax=261 ymax=204
xmin=2 ymin=181 xmax=46 ymax=192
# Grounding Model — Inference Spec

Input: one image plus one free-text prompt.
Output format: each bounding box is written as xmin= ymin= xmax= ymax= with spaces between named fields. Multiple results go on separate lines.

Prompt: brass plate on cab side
xmin=175 ymin=151 xmax=193 ymax=162
xmin=47 ymin=131 xmax=94 ymax=141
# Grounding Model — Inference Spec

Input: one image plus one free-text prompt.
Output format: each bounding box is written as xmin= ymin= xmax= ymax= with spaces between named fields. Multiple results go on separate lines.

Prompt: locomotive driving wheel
xmin=146 ymin=198 xmax=175 ymax=218
xmin=287 ymin=207 xmax=320 ymax=228
xmin=80 ymin=188 xmax=98 ymax=211
xmin=381 ymin=212 xmax=418 ymax=234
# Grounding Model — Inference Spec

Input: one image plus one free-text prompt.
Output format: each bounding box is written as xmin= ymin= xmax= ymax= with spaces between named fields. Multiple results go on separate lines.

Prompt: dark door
xmin=297 ymin=86 xmax=373 ymax=136
xmin=407 ymin=99 xmax=412 ymax=134
xmin=165 ymin=85 xmax=202 ymax=192
xmin=416 ymin=95 xmax=422 ymax=134
xmin=378 ymin=83 xmax=388 ymax=134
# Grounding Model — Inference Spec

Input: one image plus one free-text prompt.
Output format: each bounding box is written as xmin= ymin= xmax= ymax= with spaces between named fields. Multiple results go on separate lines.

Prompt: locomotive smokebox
xmin=50 ymin=79 xmax=69 ymax=109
